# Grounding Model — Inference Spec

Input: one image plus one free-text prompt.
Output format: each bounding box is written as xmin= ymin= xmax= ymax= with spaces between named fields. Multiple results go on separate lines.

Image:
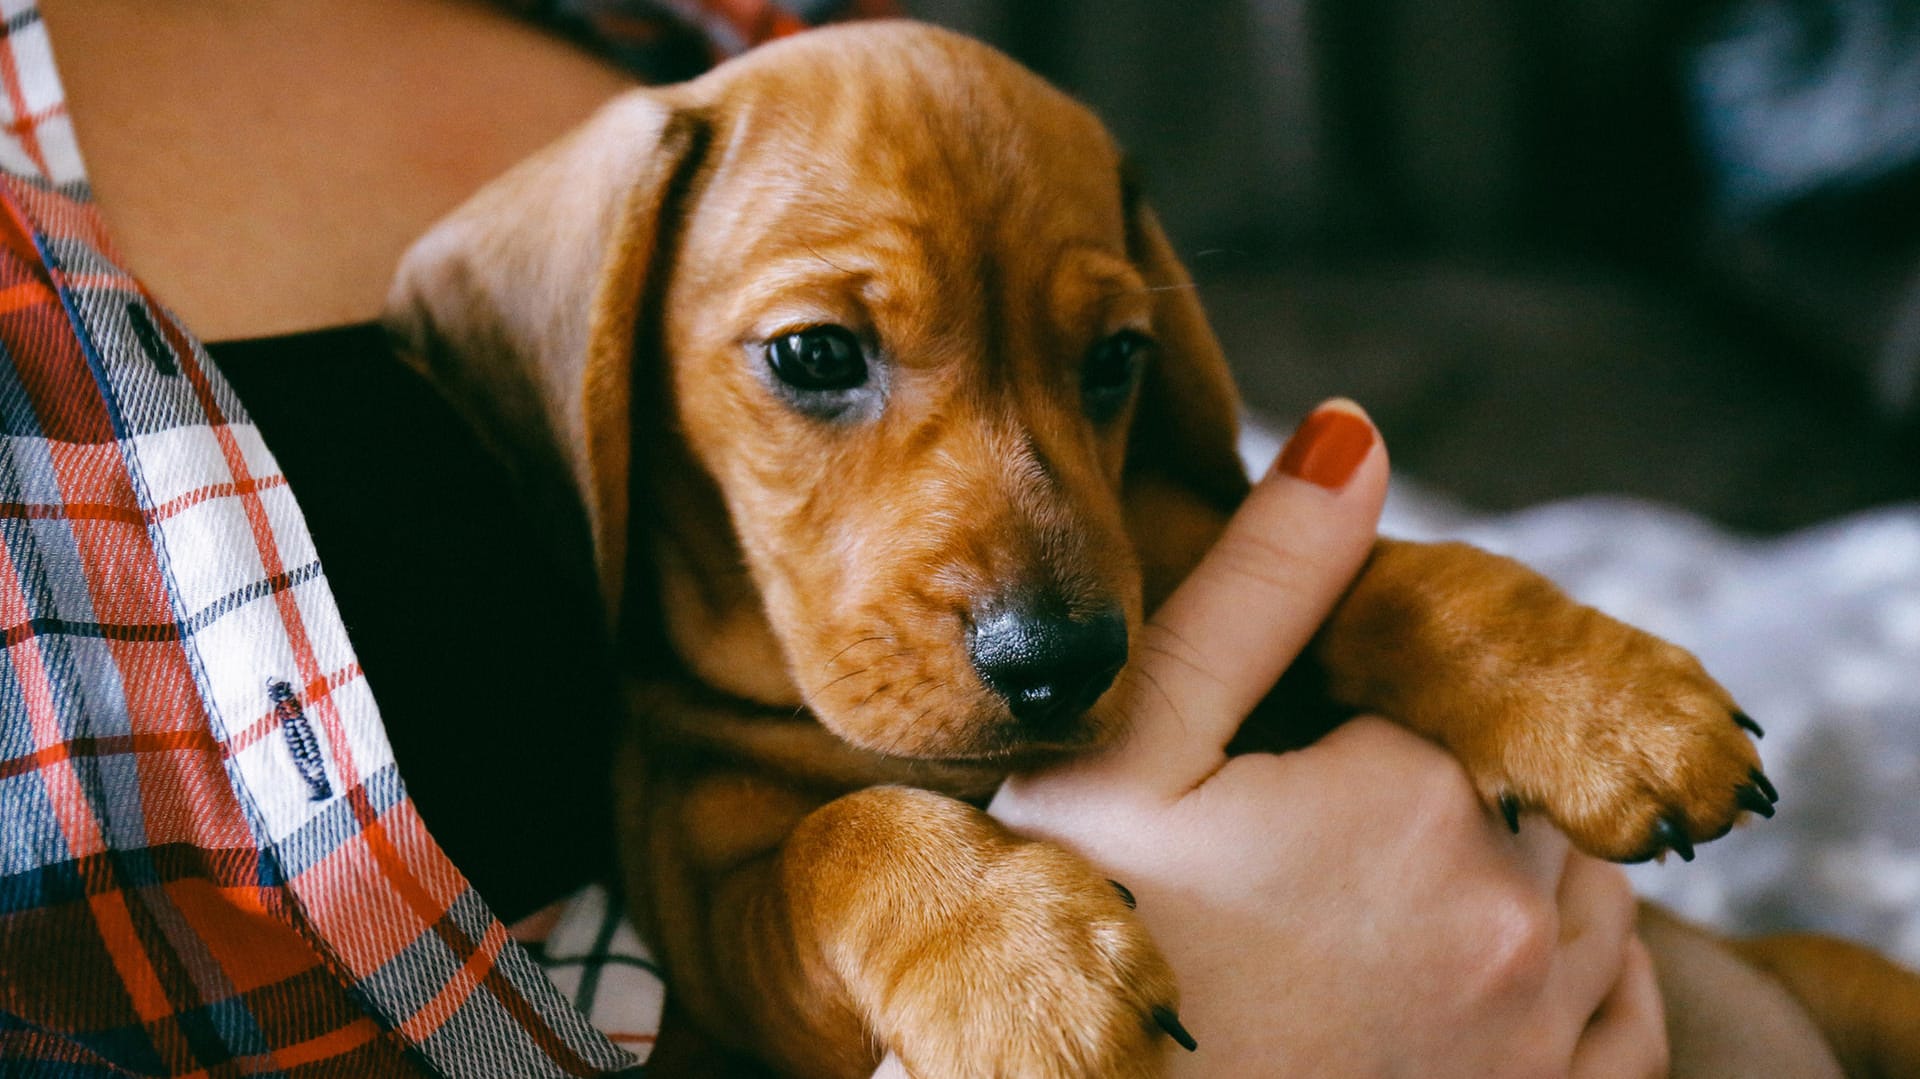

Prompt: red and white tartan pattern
xmin=0 ymin=5 xmax=652 ymax=1074
xmin=0 ymin=0 xmax=902 ymax=1073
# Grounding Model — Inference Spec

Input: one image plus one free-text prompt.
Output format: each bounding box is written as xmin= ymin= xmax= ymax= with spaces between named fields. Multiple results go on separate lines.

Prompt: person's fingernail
xmin=1151 ymin=1006 xmax=1198 ymax=1052
xmin=1272 ymin=400 xmax=1374 ymax=490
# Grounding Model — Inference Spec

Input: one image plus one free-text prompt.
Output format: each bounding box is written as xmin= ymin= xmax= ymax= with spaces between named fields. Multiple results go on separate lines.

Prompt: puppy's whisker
xmin=911 ymin=701 xmax=945 ymax=747
xmin=817 ymin=665 xmax=874 ymax=694
xmin=1121 ymin=666 xmax=1185 ymax=732
xmin=1137 ymin=639 xmax=1214 ymax=683
xmin=819 ymin=651 xmax=917 ymax=696
xmin=823 ymin=634 xmax=893 ymax=672
xmin=1102 ymin=282 xmax=1202 ymax=302
xmin=856 ymin=679 xmax=895 ymax=709
xmin=881 ymin=704 xmax=926 ymax=757
xmin=803 ymin=241 xmax=856 ymax=276
xmin=913 ymin=679 xmax=944 ymax=714
xmin=898 ymin=677 xmax=940 ymax=707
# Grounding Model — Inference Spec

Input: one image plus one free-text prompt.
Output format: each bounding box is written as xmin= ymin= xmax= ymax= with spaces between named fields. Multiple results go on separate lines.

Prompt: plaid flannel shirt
xmin=0 ymin=1 xmax=888 ymax=1074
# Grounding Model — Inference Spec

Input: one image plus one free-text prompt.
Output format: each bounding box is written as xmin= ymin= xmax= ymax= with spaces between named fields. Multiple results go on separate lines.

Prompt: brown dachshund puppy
xmin=386 ymin=21 xmax=1920 ymax=1078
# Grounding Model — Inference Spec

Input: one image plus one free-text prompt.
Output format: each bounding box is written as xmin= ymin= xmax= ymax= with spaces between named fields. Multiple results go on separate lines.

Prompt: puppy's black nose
xmin=967 ymin=601 xmax=1128 ymax=731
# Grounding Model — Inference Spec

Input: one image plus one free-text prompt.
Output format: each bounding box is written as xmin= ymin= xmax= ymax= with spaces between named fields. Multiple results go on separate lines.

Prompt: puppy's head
xmin=389 ymin=22 xmax=1247 ymax=763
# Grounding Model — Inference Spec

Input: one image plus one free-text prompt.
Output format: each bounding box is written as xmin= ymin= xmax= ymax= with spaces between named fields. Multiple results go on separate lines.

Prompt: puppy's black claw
xmin=1109 ymin=879 xmax=1136 ymax=909
xmin=1653 ymin=816 xmax=1695 ymax=862
xmin=1151 ymin=1006 xmax=1197 ymax=1052
xmin=1750 ymin=768 xmax=1778 ymax=805
xmin=1736 ymin=782 xmax=1776 ymax=819
xmin=1497 ymin=792 xmax=1522 ymax=835
xmin=1732 ymin=711 xmax=1765 ymax=738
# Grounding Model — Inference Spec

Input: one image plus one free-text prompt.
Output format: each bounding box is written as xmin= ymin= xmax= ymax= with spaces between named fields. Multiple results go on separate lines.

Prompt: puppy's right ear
xmin=385 ymin=90 xmax=708 ymax=621
xmin=1121 ymin=199 xmax=1249 ymax=609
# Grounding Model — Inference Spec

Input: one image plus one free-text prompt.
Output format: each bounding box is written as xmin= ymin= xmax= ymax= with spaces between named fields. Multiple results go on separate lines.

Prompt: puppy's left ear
xmin=386 ymin=90 xmax=708 ymax=620
xmin=1123 ymin=200 xmax=1251 ymax=606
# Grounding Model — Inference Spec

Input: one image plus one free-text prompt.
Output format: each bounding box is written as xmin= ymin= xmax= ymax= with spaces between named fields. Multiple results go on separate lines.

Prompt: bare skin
xmin=41 ymin=0 xmax=635 ymax=341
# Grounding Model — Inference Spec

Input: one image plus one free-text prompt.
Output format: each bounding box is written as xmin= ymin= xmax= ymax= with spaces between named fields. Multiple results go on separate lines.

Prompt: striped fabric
xmin=0 ymin=1 xmax=887 ymax=1075
xmin=511 ymin=886 xmax=664 ymax=1064
xmin=529 ymin=0 xmax=899 ymax=81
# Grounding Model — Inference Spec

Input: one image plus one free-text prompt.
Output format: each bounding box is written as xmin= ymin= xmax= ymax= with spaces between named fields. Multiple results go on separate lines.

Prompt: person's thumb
xmin=1094 ymin=398 xmax=1388 ymax=794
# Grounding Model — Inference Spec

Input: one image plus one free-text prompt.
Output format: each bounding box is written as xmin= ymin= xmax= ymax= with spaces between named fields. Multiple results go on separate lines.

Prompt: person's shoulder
xmin=41 ymin=0 xmax=636 ymax=340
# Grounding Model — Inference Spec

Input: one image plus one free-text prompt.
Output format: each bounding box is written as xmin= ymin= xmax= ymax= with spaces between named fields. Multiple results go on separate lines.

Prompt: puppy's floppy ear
xmin=385 ymin=90 xmax=707 ymax=620
xmin=1123 ymin=197 xmax=1251 ymax=606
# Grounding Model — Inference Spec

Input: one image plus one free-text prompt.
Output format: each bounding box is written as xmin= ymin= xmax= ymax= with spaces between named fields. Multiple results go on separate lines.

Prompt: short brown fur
xmin=387 ymin=21 xmax=1918 ymax=1077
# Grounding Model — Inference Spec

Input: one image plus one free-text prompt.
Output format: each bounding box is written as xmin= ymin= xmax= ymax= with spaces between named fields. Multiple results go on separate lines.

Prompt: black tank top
xmin=209 ymin=324 xmax=619 ymax=922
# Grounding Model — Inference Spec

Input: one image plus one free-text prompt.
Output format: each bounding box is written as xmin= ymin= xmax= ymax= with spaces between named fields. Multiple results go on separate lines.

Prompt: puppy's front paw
xmin=804 ymin=788 xmax=1179 ymax=1079
xmin=876 ymin=842 xmax=1177 ymax=1079
xmin=1428 ymin=587 xmax=1766 ymax=856
xmin=1330 ymin=541 xmax=1776 ymax=865
xmin=1452 ymin=607 xmax=1773 ymax=863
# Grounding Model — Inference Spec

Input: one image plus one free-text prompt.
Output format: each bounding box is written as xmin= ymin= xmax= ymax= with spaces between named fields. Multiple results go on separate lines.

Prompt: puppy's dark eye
xmin=766 ymin=326 xmax=868 ymax=392
xmin=1082 ymin=331 xmax=1150 ymax=421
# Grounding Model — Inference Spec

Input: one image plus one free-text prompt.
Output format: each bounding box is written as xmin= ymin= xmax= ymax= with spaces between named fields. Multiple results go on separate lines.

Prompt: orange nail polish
xmin=1274 ymin=405 xmax=1374 ymax=490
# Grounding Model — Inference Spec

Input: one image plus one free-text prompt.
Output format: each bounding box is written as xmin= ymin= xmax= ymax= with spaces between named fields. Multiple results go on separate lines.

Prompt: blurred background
xmin=908 ymin=0 xmax=1920 ymax=533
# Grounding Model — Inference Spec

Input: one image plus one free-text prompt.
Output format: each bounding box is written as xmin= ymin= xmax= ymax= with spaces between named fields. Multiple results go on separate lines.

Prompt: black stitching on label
xmin=268 ymin=679 xmax=332 ymax=801
xmin=2 ymin=9 xmax=41 ymax=37
xmin=126 ymin=302 xmax=178 ymax=377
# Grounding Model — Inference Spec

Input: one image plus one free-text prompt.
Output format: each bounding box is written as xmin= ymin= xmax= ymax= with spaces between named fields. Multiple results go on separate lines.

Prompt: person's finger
xmin=1092 ymin=399 xmax=1388 ymax=792
xmin=1506 ymin=814 xmax=1575 ymax=892
xmin=1569 ymin=935 xmax=1670 ymax=1079
xmin=1304 ymin=718 xmax=1574 ymax=890
xmin=1550 ymin=854 xmax=1639 ymax=1038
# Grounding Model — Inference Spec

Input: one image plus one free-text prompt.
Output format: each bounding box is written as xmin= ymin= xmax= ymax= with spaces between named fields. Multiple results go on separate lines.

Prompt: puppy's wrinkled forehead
xmin=683 ymin=24 xmax=1128 ymax=263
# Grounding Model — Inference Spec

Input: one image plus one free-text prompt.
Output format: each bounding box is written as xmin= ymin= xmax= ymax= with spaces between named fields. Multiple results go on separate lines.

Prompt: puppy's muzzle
xmin=967 ymin=598 xmax=1127 ymax=734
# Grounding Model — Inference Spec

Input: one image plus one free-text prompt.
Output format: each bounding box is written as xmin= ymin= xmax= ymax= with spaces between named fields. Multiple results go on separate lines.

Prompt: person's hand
xmin=986 ymin=399 xmax=1668 ymax=1077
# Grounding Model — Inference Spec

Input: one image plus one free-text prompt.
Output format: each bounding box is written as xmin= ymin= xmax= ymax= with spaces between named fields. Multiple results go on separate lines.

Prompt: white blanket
xmin=1240 ymin=426 xmax=1920 ymax=966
